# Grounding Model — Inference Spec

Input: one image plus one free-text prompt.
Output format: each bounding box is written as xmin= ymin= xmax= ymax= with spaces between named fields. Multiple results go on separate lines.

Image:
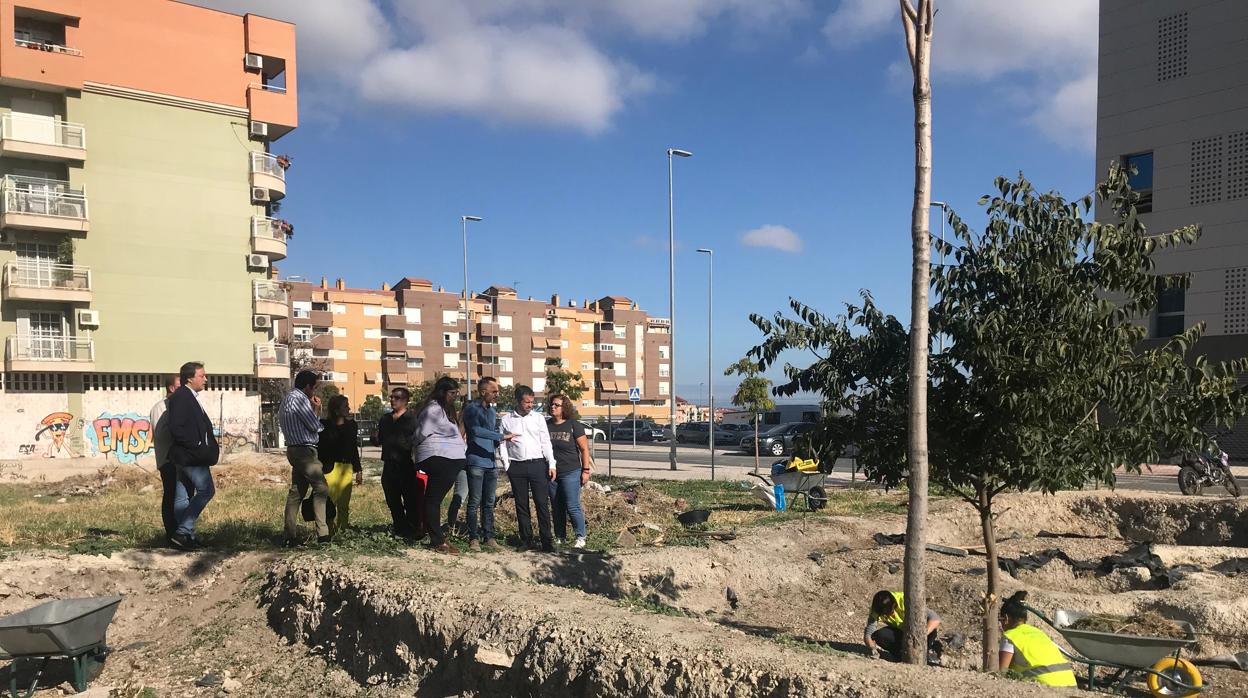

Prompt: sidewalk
xmin=591 ymin=454 xmax=867 ymax=487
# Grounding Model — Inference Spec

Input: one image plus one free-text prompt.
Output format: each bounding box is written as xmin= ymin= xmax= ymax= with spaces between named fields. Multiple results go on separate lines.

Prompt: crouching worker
xmin=999 ymin=592 xmax=1077 ymax=687
xmin=864 ymin=590 xmax=942 ymax=662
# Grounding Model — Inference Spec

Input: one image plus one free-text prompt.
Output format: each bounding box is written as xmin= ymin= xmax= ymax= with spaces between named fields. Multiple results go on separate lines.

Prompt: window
xmin=364 ymin=349 xmax=380 ymax=360
xmin=405 ymin=308 xmax=421 ymax=323
xmin=532 ymin=358 xmax=546 ymax=373
xmin=405 ymin=330 xmax=422 ymax=346
xmin=407 ymin=358 xmax=423 ymax=368
xmin=292 ymin=327 xmax=312 ymax=342
xmin=560 ymin=340 xmax=569 ymax=348
xmin=659 ymin=364 xmax=670 ymax=377
xmin=363 ymin=305 xmax=382 ymax=317
xmin=614 ymin=326 xmax=627 ymax=339
xmin=1122 ymin=152 xmax=1153 ymax=212
xmin=659 ymin=381 xmax=670 ymax=396
xmin=580 ymin=362 xmax=592 ymax=371
xmin=499 ymin=357 xmax=513 ymax=373
xmin=499 ymin=336 xmax=513 ymax=352
xmin=443 ymin=309 xmax=458 ymax=325
xmin=331 ymin=327 xmax=347 ymax=337
xmin=531 ymin=317 xmax=546 ymax=332
xmin=499 ymin=376 xmax=514 ymax=387
xmin=557 ymin=319 xmax=569 ymax=329
xmin=580 ymin=323 xmax=593 ymax=333
xmin=533 ymin=377 xmax=546 ymax=393
xmin=363 ymin=328 xmax=381 ymax=339
xmin=616 ymin=363 xmax=626 ymax=376
xmin=331 ymin=304 xmax=347 ymax=314
xmin=443 ymin=333 xmax=456 ymax=348
xmin=499 ymin=315 xmax=513 ymax=331
xmin=659 ymin=345 xmax=670 ymax=360
xmin=443 ymin=354 xmax=459 ymax=368
xmin=1156 ymin=276 xmax=1185 ymax=338
xmin=614 ymin=344 xmax=626 ymax=357
xmin=581 ymin=343 xmax=593 ymax=352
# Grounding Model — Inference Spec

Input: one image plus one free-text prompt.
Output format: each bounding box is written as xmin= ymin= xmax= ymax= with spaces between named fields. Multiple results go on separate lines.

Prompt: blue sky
xmin=201 ymin=0 xmax=1098 ymax=404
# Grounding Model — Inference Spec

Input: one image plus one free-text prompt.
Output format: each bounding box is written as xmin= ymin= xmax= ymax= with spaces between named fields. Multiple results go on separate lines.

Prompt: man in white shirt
xmin=500 ymin=384 xmax=556 ymax=552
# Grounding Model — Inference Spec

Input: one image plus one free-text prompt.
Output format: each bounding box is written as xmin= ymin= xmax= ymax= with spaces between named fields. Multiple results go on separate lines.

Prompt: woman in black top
xmin=318 ymin=395 xmax=362 ymax=535
xmin=546 ymin=393 xmax=592 ymax=549
xmin=376 ymin=386 xmax=422 ymax=539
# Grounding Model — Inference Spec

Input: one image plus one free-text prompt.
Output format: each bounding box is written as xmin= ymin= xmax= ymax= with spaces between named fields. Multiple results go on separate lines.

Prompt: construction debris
xmin=1068 ymin=611 xmax=1187 ymax=640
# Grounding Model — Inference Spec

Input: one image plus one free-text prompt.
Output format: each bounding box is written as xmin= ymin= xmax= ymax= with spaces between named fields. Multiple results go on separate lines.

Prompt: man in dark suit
xmin=167 ymin=361 xmax=219 ymax=549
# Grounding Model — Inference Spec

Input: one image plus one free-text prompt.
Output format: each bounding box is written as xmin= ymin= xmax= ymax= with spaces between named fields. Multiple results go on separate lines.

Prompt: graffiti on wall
xmin=35 ymin=412 xmax=78 ymax=459
xmin=84 ymin=412 xmax=154 ymax=464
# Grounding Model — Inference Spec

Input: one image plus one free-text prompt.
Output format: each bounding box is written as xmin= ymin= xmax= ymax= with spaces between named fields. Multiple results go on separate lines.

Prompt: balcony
xmin=594 ymin=348 xmax=616 ymax=362
xmin=249 ymin=151 xmax=286 ymax=201
xmin=6 ymin=335 xmax=93 ymax=372
xmin=2 ymin=261 xmax=90 ymax=303
xmin=381 ymin=336 xmax=406 ymax=353
xmin=0 ymin=175 xmax=88 ymax=233
xmin=383 ymin=358 xmax=408 ymax=377
xmin=309 ymin=309 xmax=332 ymax=326
xmin=0 ymin=113 xmax=85 ymax=161
xmin=381 ymin=314 xmax=408 ymax=331
xmin=255 ymin=342 xmax=289 ymax=379
xmin=310 ymin=333 xmax=334 ymax=350
xmin=253 ymin=280 xmax=289 ymax=318
xmin=250 ymin=216 xmax=288 ymax=260
xmin=3 ymin=34 xmax=84 ymax=90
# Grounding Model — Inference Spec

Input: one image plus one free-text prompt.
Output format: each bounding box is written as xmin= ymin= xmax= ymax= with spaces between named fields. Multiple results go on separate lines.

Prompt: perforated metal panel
xmin=1226 ymin=268 xmax=1248 ymax=335
xmin=1191 ymin=136 xmax=1224 ymax=206
xmin=1157 ymin=11 xmax=1188 ymax=82
xmin=1228 ymin=130 xmax=1248 ymax=201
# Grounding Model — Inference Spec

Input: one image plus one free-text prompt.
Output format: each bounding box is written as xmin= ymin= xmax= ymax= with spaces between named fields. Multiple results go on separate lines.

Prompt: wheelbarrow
xmin=747 ymin=467 xmax=829 ymax=511
xmin=1023 ymin=602 xmax=1206 ymax=697
xmin=0 ymin=596 xmax=122 ymax=698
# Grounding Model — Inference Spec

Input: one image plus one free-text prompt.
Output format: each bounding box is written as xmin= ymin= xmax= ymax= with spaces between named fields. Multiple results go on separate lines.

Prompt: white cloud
xmin=821 ymin=0 xmax=1099 ymax=151
xmin=741 ymin=225 xmax=804 ymax=253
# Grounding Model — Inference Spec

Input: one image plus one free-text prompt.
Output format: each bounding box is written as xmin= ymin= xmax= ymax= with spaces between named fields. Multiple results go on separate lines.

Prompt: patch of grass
xmin=769 ymin=632 xmax=850 ymax=658
xmin=618 ymin=595 xmax=695 ymax=618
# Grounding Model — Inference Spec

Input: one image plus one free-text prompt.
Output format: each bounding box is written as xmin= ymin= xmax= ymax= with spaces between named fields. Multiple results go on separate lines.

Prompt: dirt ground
xmin=1 ymin=466 xmax=1247 ymax=696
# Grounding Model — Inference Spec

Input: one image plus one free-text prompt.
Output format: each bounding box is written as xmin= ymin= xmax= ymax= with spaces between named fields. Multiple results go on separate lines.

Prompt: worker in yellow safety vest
xmin=999 ymin=592 xmax=1078 ymax=687
xmin=863 ymin=590 xmax=943 ymax=663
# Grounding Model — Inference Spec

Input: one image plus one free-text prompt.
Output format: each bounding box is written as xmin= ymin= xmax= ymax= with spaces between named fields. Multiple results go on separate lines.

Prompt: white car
xmin=578 ymin=421 xmax=607 ymax=442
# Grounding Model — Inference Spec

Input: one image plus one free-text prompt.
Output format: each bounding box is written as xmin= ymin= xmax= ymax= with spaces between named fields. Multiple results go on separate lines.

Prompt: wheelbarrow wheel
xmin=807 ymin=486 xmax=827 ymax=511
xmin=1147 ymin=657 xmax=1202 ymax=697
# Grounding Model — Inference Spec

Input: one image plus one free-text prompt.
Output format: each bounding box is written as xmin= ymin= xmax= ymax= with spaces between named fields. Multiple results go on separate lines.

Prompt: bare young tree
xmin=899 ymin=0 xmax=934 ymax=666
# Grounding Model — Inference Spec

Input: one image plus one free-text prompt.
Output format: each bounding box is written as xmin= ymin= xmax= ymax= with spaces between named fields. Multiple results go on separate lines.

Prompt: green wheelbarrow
xmin=0 ymin=596 xmax=122 ymax=698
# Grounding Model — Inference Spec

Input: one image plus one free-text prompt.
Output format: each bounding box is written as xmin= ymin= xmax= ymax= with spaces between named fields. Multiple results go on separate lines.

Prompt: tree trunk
xmin=899 ymin=0 xmax=935 ymax=666
xmin=978 ymin=487 xmax=1001 ymax=672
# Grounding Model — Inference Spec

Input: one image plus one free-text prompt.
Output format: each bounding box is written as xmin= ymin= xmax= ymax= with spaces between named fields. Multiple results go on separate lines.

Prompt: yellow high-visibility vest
xmin=871 ymin=591 xmax=907 ymax=630
xmin=1004 ymin=623 xmax=1078 ymax=687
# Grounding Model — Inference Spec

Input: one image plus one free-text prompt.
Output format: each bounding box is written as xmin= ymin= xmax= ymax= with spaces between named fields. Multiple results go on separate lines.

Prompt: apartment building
xmin=0 ymin=0 xmax=297 ymax=460
xmin=1096 ymin=0 xmax=1248 ymax=450
xmin=286 ymin=278 xmax=395 ymax=408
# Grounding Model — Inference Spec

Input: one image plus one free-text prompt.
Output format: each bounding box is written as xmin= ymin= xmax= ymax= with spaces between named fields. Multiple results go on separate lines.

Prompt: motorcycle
xmin=1177 ymin=444 xmax=1241 ymax=497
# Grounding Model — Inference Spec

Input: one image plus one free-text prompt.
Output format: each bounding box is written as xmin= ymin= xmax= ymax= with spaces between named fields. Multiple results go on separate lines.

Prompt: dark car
xmin=356 ymin=419 xmax=377 ymax=446
xmin=677 ymin=422 xmax=739 ymax=445
xmin=612 ymin=418 xmax=672 ymax=443
xmin=739 ymin=422 xmax=817 ymax=457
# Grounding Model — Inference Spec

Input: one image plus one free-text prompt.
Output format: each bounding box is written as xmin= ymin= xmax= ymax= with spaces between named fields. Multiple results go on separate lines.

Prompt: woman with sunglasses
xmin=546 ymin=393 xmax=592 ymax=549
xmin=377 ymin=386 xmax=421 ymax=539
xmin=412 ymin=376 xmax=468 ymax=554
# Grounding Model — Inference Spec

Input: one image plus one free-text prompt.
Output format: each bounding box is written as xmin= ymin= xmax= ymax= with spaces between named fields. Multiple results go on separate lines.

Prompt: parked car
xmin=612 ymin=418 xmax=672 ymax=442
xmin=739 ymin=422 xmax=817 ymax=456
xmin=676 ymin=421 xmax=738 ymax=445
xmin=356 ymin=419 xmax=377 ymax=446
xmin=578 ymin=420 xmax=607 ymax=442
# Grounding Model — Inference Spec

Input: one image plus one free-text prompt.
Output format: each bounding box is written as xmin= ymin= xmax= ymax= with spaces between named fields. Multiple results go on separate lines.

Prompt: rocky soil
xmin=1 ymin=489 xmax=1246 ymax=696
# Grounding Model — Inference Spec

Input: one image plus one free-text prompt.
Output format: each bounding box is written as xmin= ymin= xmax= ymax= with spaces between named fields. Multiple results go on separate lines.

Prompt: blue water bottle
xmin=773 ymin=484 xmax=786 ymax=511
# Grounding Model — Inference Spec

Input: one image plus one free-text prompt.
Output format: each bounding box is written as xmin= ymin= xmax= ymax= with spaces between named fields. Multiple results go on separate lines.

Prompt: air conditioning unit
xmin=76 ymin=309 xmax=99 ymax=327
xmin=249 ymin=121 xmax=269 ymax=139
xmin=252 ymin=187 xmax=270 ymax=203
xmin=253 ymin=314 xmax=272 ymax=329
xmin=244 ymin=53 xmax=264 ymax=71
xmin=247 ymin=253 xmax=269 ymax=269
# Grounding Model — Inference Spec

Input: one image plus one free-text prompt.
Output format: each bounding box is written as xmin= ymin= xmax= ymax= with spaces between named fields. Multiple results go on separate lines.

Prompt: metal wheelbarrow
xmin=0 ymin=596 xmax=122 ymax=698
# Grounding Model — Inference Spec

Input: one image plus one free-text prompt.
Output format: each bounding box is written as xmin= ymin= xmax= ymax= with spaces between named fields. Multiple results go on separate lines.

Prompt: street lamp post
xmin=667 ymin=147 xmax=692 ymax=471
xmin=461 ymin=215 xmax=483 ymax=387
xmin=697 ymin=247 xmax=714 ymax=480
xmin=929 ymin=202 xmax=947 ymax=354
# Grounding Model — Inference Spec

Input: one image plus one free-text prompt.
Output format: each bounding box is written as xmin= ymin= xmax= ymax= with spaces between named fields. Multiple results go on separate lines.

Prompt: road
xmin=361 ymin=441 xmax=1243 ymax=496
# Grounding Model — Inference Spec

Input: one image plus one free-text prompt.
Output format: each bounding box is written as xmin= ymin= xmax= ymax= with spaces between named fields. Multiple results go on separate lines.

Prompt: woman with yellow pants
xmin=318 ymin=395 xmax=362 ymax=535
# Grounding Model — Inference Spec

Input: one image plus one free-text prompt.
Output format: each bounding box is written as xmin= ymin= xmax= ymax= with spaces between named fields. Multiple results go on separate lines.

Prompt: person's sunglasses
xmin=390 ymin=395 xmax=406 ymax=400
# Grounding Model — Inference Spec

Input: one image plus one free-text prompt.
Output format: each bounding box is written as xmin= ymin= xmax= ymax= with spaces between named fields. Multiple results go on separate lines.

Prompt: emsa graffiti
xmin=85 ymin=412 xmax=153 ymax=464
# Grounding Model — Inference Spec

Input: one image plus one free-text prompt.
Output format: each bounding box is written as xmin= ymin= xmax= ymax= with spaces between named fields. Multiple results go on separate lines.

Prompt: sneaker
xmin=187 ymin=535 xmax=206 ymax=550
xmin=573 ymin=537 xmax=587 ymax=549
xmin=281 ymin=538 xmax=302 ymax=549
xmin=168 ymin=533 xmax=192 ymax=550
xmin=555 ymin=538 xmax=566 ymax=546
xmin=468 ymin=540 xmax=481 ymax=552
xmin=484 ymin=539 xmax=502 ymax=551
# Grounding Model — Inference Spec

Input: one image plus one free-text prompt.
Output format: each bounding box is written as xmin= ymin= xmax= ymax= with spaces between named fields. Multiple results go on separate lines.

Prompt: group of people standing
xmin=283 ymin=373 xmax=593 ymax=554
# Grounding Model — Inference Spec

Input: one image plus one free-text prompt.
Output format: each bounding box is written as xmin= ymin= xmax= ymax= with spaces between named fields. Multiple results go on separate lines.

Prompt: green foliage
xmin=314 ymin=383 xmax=340 ymax=417
xmin=358 ymin=394 xmax=385 ymax=422
xmin=544 ymin=358 xmax=586 ymax=403
xmin=496 ymin=383 xmax=518 ymax=413
xmin=724 ymin=358 xmax=775 ymax=420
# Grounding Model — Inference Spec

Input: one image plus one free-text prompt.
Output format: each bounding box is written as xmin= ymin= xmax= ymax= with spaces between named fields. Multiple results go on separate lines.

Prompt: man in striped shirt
xmin=280 ymin=370 xmax=328 ymax=545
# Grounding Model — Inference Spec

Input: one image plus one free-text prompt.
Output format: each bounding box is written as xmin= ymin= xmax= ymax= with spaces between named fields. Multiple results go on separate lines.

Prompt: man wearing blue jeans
xmin=463 ymin=377 xmax=510 ymax=551
xmin=166 ymin=362 xmax=219 ymax=550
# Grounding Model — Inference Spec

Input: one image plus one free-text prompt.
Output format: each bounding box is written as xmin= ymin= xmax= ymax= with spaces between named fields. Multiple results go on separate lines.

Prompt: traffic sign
xmin=628 ymin=387 xmax=641 ymax=402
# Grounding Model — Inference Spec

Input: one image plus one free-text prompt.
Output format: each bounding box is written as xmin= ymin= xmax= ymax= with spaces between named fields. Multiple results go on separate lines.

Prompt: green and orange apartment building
xmin=0 ymin=0 xmax=296 ymax=462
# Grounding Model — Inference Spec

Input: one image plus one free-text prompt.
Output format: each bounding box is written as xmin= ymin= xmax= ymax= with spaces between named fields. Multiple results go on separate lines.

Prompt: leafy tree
xmin=358 ymin=394 xmax=385 ymax=422
xmin=495 ymin=383 xmax=518 ymax=413
xmin=899 ymin=0 xmax=937 ymax=664
xmin=544 ymin=358 xmax=586 ymax=403
xmin=743 ymin=166 xmax=1248 ymax=670
xmin=314 ymin=383 xmax=340 ymax=418
xmin=725 ymin=358 xmax=776 ymax=471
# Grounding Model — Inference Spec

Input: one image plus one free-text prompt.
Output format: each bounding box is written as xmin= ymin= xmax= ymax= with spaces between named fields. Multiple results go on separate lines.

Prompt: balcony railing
xmin=0 ymin=175 xmax=87 ymax=219
xmin=250 ymin=151 xmax=286 ymax=181
xmin=7 ymin=335 xmax=93 ymax=362
xmin=251 ymin=215 xmax=290 ymax=241
xmin=3 ymin=261 xmax=90 ymax=291
xmin=248 ymin=82 xmax=287 ymax=94
xmin=255 ymin=342 xmax=289 ymax=366
xmin=1 ymin=113 xmax=86 ymax=149
xmin=14 ymin=38 xmax=81 ymax=56
xmin=253 ymin=280 xmax=288 ymax=304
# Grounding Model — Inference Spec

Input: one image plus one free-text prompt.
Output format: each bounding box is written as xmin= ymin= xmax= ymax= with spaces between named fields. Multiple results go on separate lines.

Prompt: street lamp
xmin=667 ymin=147 xmax=692 ymax=471
xmin=929 ymin=202 xmax=947 ymax=354
xmin=697 ymin=247 xmax=714 ymax=480
xmin=461 ymin=215 xmax=483 ymax=387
